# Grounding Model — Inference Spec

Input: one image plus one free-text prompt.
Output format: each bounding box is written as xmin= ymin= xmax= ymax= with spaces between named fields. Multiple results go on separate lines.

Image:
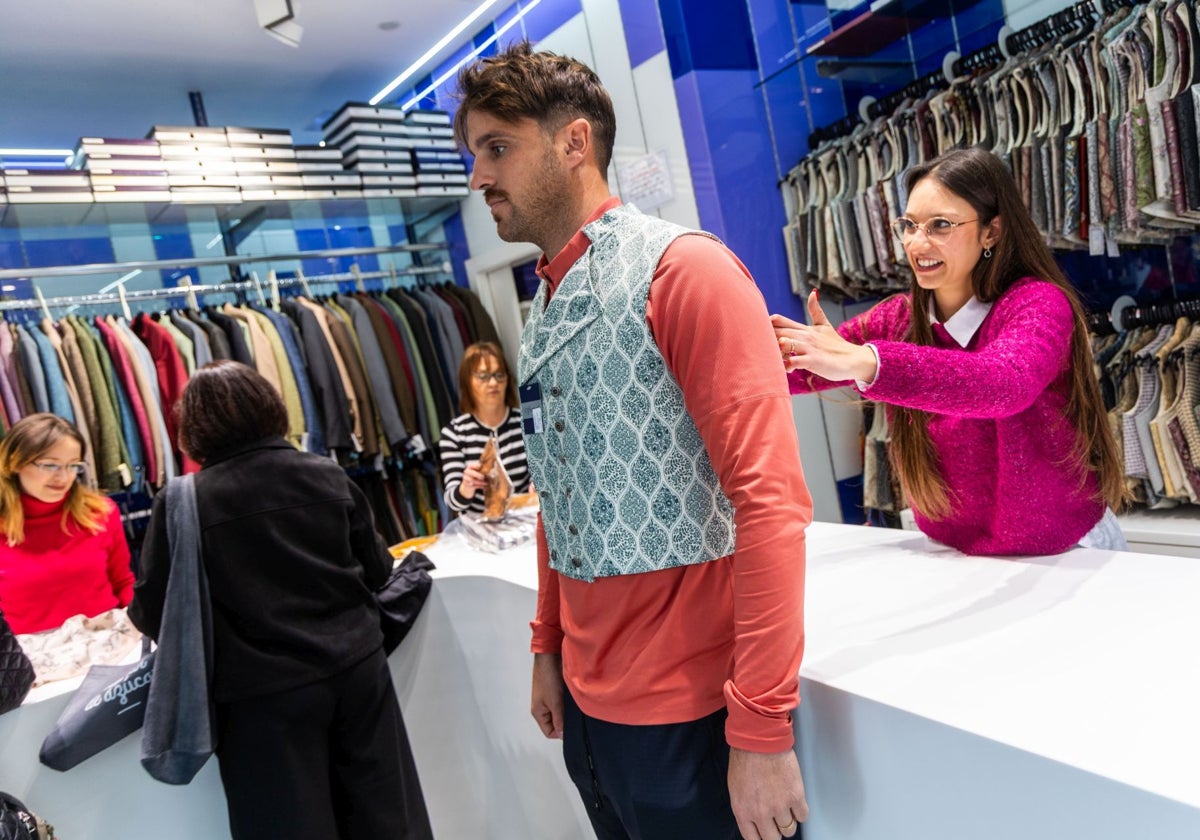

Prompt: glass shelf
xmin=805 ymin=0 xmax=982 ymax=58
xmin=0 ymin=194 xmax=467 ymax=299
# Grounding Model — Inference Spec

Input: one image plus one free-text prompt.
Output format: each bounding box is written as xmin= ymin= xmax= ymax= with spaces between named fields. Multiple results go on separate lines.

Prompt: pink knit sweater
xmin=789 ymin=277 xmax=1105 ymax=555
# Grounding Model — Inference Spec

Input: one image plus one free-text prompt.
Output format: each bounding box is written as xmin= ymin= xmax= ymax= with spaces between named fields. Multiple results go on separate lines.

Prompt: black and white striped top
xmin=438 ymin=408 xmax=530 ymax=514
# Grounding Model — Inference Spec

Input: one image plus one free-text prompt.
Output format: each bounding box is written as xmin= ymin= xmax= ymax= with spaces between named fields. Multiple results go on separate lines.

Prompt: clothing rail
xmin=0 ymin=243 xmax=446 ymax=281
xmin=807 ymin=0 xmax=1142 ymax=147
xmin=0 ymin=264 xmax=448 ymax=312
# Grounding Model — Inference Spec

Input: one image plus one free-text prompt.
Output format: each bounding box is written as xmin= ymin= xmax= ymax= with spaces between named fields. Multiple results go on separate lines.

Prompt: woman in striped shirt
xmin=438 ymin=342 xmax=530 ymax=515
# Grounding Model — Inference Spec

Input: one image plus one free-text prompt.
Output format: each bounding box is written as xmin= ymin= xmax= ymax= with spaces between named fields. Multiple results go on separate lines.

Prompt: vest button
xmin=551 ymin=550 xmax=559 ymax=562
xmin=571 ymin=557 xmax=582 ymax=568
xmin=550 ymin=386 xmax=562 ymax=397
xmin=554 ymin=420 xmax=565 ymax=432
xmin=559 ymin=455 xmax=566 ymax=465
xmin=565 ymin=487 xmax=573 ymax=497
xmin=569 ymin=524 xmax=579 ymax=535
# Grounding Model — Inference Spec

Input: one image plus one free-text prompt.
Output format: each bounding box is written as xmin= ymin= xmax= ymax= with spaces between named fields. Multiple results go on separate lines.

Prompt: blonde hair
xmin=0 ymin=413 xmax=109 ymax=546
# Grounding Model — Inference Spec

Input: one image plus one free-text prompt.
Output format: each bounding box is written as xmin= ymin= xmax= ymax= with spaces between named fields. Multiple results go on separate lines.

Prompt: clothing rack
xmin=1119 ymin=297 xmax=1200 ymax=330
xmin=806 ymin=0 xmax=1142 ymax=147
xmin=1087 ymin=295 xmax=1200 ymax=334
xmin=0 ymin=264 xmax=447 ymax=313
xmin=0 ymin=242 xmax=444 ymax=281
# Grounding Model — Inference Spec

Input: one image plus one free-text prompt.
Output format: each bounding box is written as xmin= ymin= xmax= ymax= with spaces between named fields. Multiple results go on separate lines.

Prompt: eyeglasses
xmin=473 ymin=371 xmax=509 ymax=384
xmin=30 ymin=461 xmax=87 ymax=477
xmin=891 ymin=217 xmax=978 ymax=243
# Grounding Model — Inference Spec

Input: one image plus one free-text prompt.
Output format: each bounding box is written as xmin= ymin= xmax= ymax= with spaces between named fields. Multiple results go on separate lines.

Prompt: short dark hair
xmin=178 ymin=361 xmax=288 ymax=462
xmin=454 ymin=41 xmax=617 ymax=172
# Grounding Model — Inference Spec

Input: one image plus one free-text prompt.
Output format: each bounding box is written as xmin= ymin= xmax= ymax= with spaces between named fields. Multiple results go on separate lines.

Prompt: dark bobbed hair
xmin=890 ymin=147 xmax=1127 ymax=519
xmin=454 ymin=40 xmax=617 ymax=172
xmin=178 ymin=361 xmax=288 ymax=463
xmin=458 ymin=341 xmax=518 ymax=415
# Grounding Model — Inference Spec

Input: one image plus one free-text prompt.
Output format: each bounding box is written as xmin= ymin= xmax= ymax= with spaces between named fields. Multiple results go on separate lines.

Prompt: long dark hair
xmin=891 ymin=147 xmax=1126 ymax=519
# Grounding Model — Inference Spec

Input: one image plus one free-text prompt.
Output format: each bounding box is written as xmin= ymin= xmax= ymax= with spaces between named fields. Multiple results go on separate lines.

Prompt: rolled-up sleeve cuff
xmin=723 ymin=679 xmax=797 ymax=753
xmin=531 ymin=622 xmax=564 ymax=654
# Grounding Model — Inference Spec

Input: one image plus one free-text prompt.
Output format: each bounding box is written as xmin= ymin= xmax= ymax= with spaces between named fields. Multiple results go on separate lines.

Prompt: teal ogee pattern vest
xmin=518 ymin=203 xmax=735 ymax=583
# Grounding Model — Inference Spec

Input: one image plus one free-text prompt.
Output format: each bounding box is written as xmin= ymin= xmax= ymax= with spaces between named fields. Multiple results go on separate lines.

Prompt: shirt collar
xmin=535 ymin=197 xmax=622 ymax=293
xmin=931 ymin=296 xmax=993 ymax=347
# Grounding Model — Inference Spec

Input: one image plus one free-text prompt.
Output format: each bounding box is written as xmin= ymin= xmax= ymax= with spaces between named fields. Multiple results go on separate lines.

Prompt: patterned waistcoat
xmin=518 ymin=203 xmax=735 ymax=583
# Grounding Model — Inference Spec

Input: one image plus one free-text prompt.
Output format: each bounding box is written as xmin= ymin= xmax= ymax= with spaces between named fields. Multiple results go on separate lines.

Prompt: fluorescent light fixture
xmin=0 ymin=148 xmax=74 ymax=157
xmin=98 ymin=269 xmax=142 ymax=294
xmin=370 ymin=0 xmax=504 ymax=105
xmin=400 ymin=0 xmax=543 ymax=111
xmin=206 ymin=233 xmax=224 ymax=250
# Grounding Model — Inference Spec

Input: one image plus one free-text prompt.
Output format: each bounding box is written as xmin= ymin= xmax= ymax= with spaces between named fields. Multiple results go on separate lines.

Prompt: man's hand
xmin=728 ymin=746 xmax=808 ymax=839
xmin=531 ymin=652 xmax=564 ymax=739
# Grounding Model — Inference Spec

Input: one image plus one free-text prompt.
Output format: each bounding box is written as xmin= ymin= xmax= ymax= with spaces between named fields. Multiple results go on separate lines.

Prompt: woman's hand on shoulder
xmin=771 ymin=290 xmax=878 ymax=382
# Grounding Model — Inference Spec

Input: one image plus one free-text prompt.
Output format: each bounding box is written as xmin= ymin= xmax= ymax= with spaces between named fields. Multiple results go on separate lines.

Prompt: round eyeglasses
xmin=891 ymin=217 xmax=978 ymax=243
xmin=473 ymin=371 xmax=509 ymax=384
xmin=30 ymin=461 xmax=87 ymax=477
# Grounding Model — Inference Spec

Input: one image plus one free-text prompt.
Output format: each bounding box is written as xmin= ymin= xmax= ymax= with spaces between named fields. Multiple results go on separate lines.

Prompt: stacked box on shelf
xmin=227 ymin=126 xmax=312 ymax=201
xmin=322 ymin=102 xmax=417 ymax=198
xmin=2 ymin=169 xmax=93 ymax=204
xmin=73 ymin=137 xmax=172 ymax=202
xmin=403 ymin=110 xmax=468 ymax=198
xmin=150 ymin=125 xmax=243 ymax=203
xmin=283 ymin=144 xmax=362 ymax=199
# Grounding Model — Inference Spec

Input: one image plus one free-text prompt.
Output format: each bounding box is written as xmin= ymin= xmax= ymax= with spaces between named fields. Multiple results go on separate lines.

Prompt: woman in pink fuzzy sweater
xmin=774 ymin=147 xmax=1127 ymax=555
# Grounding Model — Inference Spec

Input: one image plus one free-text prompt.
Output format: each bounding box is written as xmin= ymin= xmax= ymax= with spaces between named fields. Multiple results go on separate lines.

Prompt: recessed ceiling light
xmin=379 ymin=21 xmax=400 ymax=31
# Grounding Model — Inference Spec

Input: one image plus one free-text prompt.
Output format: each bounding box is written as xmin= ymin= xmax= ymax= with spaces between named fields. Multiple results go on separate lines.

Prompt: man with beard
xmin=455 ymin=42 xmax=813 ymax=840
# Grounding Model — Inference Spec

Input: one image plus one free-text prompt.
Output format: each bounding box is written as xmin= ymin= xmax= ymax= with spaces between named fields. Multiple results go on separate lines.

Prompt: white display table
xmin=1 ymin=523 xmax=1198 ymax=839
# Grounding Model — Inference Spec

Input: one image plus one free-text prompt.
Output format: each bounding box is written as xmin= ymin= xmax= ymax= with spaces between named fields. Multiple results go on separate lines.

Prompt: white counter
xmin=1 ymin=522 xmax=1198 ymax=839
xmin=796 ymin=523 xmax=1200 ymax=838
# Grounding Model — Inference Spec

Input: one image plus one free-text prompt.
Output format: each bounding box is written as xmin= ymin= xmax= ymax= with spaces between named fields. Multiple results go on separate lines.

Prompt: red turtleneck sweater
xmin=0 ymin=494 xmax=133 ymax=634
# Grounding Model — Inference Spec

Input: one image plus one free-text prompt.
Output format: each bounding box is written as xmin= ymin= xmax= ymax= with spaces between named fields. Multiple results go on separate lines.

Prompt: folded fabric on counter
xmin=17 ymin=609 xmax=142 ymax=687
xmin=452 ymin=507 xmax=538 ymax=553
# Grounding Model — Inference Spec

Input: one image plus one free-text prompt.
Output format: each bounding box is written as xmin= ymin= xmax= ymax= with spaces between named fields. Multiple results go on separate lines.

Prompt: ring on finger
xmin=776 ymin=816 xmax=797 ymax=833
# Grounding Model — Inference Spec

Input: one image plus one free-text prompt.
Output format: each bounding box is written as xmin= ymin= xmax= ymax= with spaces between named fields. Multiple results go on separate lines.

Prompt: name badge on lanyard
xmin=519 ymin=382 xmax=544 ymax=435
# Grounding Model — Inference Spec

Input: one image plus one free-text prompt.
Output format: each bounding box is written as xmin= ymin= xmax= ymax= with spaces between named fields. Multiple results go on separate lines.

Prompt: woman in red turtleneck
xmin=0 ymin=413 xmax=132 ymax=635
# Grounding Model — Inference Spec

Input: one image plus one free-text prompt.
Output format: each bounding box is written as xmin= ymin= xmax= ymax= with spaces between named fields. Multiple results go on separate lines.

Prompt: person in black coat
xmin=129 ymin=360 xmax=431 ymax=840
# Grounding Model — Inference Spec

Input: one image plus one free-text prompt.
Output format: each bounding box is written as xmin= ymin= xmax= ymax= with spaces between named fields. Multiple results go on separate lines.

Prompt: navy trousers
xmin=562 ymin=689 xmax=740 ymax=839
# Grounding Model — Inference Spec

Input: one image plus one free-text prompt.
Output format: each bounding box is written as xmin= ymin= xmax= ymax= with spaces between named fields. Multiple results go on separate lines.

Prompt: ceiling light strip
xmin=399 ymin=0 xmax=543 ymax=112
xmin=370 ymin=0 xmax=505 ymax=106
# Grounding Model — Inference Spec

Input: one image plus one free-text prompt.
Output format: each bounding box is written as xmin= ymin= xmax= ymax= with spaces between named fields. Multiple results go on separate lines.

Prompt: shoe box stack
xmin=226 ymin=126 xmax=306 ymax=201
xmin=1 ymin=168 xmax=94 ymax=204
xmin=39 ymin=112 xmax=466 ymax=207
xmin=321 ymin=103 xmax=468 ymax=199
xmin=291 ymin=143 xmax=362 ymax=200
xmin=148 ymin=126 xmax=245 ymax=203
xmin=71 ymin=136 xmax=166 ymax=202
xmin=405 ymin=110 xmax=469 ymax=198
